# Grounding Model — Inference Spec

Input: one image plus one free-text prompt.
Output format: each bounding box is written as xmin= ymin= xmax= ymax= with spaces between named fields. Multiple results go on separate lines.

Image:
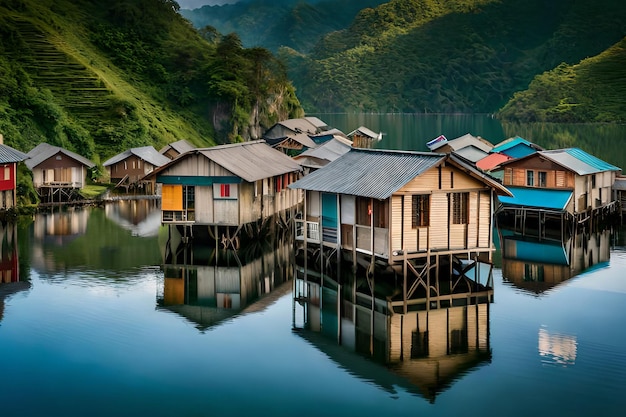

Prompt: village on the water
xmin=2 ymin=115 xmax=623 ymax=307
xmin=1 ymin=116 xmax=625 ymax=399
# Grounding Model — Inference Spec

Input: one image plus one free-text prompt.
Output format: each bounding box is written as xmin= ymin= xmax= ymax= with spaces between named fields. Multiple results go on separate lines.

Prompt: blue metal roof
xmin=500 ymin=143 xmax=537 ymax=159
xmin=498 ymin=186 xmax=572 ymax=210
xmin=503 ymin=236 xmax=569 ymax=265
xmin=492 ymin=136 xmax=533 ymax=152
xmin=539 ymin=148 xmax=621 ymax=175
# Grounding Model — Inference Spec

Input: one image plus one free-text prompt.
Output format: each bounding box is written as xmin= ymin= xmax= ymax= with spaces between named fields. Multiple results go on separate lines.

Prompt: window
xmin=214 ymin=183 xmax=237 ymax=199
xmin=220 ymin=184 xmax=230 ymax=198
xmin=183 ymin=186 xmax=195 ymax=210
xmin=452 ymin=192 xmax=469 ymax=224
xmin=412 ymin=195 xmax=430 ymax=227
xmin=526 ymin=170 xmax=534 ymax=186
xmin=538 ymin=171 xmax=547 ymax=187
xmin=356 ymin=197 xmax=388 ymax=227
xmin=592 ymin=174 xmax=596 ymax=188
xmin=3 ymin=166 xmax=9 ymax=180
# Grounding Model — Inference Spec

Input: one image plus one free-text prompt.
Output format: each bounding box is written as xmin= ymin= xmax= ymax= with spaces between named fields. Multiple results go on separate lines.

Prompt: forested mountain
xmin=180 ymin=0 xmax=389 ymax=54
xmin=0 ymin=0 xmax=302 ymax=165
xmin=498 ymin=37 xmax=626 ymax=123
xmin=276 ymin=0 xmax=626 ymax=115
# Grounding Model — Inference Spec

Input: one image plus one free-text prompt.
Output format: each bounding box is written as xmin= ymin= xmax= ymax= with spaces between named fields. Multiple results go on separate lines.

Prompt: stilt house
xmin=145 ymin=140 xmax=303 ymax=245
xmin=103 ymin=146 xmax=171 ymax=192
xmin=497 ymin=147 xmax=621 ymax=238
xmin=289 ymin=148 xmax=512 ymax=286
xmin=0 ymin=134 xmax=29 ymax=210
xmin=24 ymin=143 xmax=95 ymax=202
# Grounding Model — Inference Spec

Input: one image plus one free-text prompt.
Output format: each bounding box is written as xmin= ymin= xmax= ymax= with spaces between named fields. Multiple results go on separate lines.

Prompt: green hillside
xmin=283 ymin=0 xmax=626 ymax=115
xmin=181 ymin=0 xmax=389 ymax=54
xmin=0 ymin=0 xmax=302 ymax=164
xmin=498 ymin=37 xmax=626 ymax=123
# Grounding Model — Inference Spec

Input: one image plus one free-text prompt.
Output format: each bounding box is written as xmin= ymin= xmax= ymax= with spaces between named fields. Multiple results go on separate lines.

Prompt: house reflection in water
xmin=292 ymin=266 xmax=491 ymax=402
xmin=157 ymin=235 xmax=294 ymax=331
xmin=0 ymin=222 xmax=30 ymax=323
xmin=538 ymin=327 xmax=577 ymax=366
xmin=104 ymin=199 xmax=162 ymax=237
xmin=500 ymin=227 xmax=611 ymax=294
xmin=33 ymin=208 xmax=89 ymax=245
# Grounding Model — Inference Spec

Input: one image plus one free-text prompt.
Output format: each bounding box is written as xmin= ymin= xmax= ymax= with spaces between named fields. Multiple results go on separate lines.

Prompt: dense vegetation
xmin=180 ymin=0 xmax=389 ymax=54
xmin=275 ymin=0 xmax=626 ymax=116
xmin=498 ymin=37 xmax=626 ymax=123
xmin=0 ymin=0 xmax=303 ymax=164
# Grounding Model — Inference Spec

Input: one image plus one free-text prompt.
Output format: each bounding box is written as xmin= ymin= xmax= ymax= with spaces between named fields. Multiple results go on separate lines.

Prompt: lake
xmin=2 ymin=114 xmax=626 ymax=417
xmin=1 ymin=203 xmax=625 ymax=416
xmin=316 ymin=113 xmax=626 ymax=169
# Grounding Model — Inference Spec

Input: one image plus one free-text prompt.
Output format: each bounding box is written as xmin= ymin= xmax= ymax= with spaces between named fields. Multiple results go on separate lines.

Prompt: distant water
xmin=315 ymin=113 xmax=626 ymax=168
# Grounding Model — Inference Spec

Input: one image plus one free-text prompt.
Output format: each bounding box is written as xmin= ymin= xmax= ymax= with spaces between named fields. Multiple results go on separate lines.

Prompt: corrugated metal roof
xmin=539 ymin=148 xmax=621 ymax=175
xmin=613 ymin=177 xmax=626 ymax=191
xmin=347 ymin=126 xmax=380 ymax=140
xmin=103 ymin=146 xmax=171 ymax=167
xmin=289 ymin=148 xmax=446 ymax=199
xmin=303 ymin=116 xmax=328 ymax=129
xmin=278 ymin=118 xmax=319 ymax=134
xmin=476 ymin=152 xmax=512 ymax=171
xmin=160 ymin=139 xmax=195 ymax=155
xmin=25 ymin=143 xmax=95 ymax=169
xmin=492 ymin=136 xmax=537 ymax=152
xmin=498 ymin=186 xmax=572 ymax=210
xmin=0 ymin=144 xmax=29 ymax=163
xmin=432 ymin=133 xmax=493 ymax=153
xmin=197 ymin=140 xmax=302 ymax=182
xmin=295 ymin=138 xmax=352 ymax=164
xmin=454 ymin=146 xmax=489 ymax=163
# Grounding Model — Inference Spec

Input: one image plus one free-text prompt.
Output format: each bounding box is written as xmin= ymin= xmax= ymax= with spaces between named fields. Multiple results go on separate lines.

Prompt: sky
xmin=177 ymin=0 xmax=238 ymax=9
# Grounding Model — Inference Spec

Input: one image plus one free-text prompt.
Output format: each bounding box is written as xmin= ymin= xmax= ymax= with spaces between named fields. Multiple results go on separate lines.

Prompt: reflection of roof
xmin=103 ymin=146 xmax=171 ymax=167
xmin=476 ymin=152 xmax=513 ymax=171
xmin=0 ymin=281 xmax=31 ymax=300
xmin=25 ymin=143 xmax=95 ymax=169
xmin=296 ymin=329 xmax=490 ymax=402
xmin=502 ymin=236 xmax=569 ymax=265
xmin=498 ymin=186 xmax=572 ymax=210
xmin=539 ymin=148 xmax=621 ymax=175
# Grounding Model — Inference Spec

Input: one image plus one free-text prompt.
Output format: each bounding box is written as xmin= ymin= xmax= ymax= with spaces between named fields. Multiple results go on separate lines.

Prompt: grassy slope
xmin=498 ymin=37 xmax=626 ymax=123
xmin=1 ymin=0 xmax=271 ymax=165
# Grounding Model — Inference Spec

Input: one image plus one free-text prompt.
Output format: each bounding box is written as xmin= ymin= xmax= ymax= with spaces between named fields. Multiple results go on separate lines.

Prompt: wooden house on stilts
xmin=144 ymin=140 xmax=303 ymax=249
xmin=496 ymin=147 xmax=621 ymax=239
xmin=289 ymin=148 xmax=512 ymax=313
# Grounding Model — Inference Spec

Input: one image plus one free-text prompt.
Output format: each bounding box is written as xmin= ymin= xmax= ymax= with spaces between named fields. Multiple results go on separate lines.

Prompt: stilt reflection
xmin=158 ymin=234 xmax=295 ymax=331
xmin=292 ymin=261 xmax=491 ymax=402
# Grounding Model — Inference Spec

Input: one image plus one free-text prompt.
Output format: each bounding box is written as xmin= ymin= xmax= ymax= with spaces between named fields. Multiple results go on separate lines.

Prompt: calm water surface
xmin=1 ymin=201 xmax=625 ymax=417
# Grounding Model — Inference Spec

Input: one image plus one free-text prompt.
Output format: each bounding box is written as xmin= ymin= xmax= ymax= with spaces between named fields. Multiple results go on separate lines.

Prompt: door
xmin=321 ymin=192 xmax=338 ymax=243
